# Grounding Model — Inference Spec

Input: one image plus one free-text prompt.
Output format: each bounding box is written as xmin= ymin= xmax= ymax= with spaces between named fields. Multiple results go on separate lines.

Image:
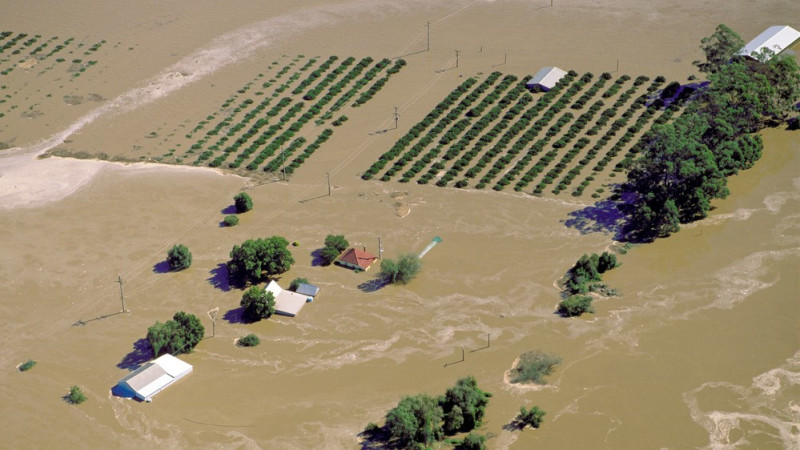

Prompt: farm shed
xmin=738 ymin=25 xmax=800 ymax=60
xmin=526 ymin=66 xmax=568 ymax=91
xmin=295 ymin=283 xmax=320 ymax=297
xmin=266 ymin=280 xmax=311 ymax=317
xmin=336 ymin=248 xmax=378 ymax=272
xmin=115 ymin=354 xmax=193 ymax=401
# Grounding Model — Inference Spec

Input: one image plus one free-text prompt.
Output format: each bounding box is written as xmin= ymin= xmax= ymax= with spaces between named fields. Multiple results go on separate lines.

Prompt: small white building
xmin=116 ymin=354 xmax=193 ymax=401
xmin=526 ymin=66 xmax=568 ymax=91
xmin=266 ymin=280 xmax=312 ymax=317
xmin=738 ymin=25 xmax=800 ymax=60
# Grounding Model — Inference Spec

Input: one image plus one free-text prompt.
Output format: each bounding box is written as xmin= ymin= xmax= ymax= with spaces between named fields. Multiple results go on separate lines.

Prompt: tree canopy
xmin=319 ymin=234 xmax=349 ymax=266
xmin=510 ymin=351 xmax=562 ymax=384
xmin=386 ymin=393 xmax=443 ymax=447
xmin=380 ymin=253 xmax=422 ymax=284
xmin=441 ymin=376 xmax=492 ymax=434
xmin=228 ymin=236 xmax=294 ymax=285
xmin=234 ymin=192 xmax=253 ymax=213
xmin=166 ymin=244 xmax=192 ymax=271
xmin=693 ymin=24 xmax=745 ymax=74
xmin=240 ymin=286 xmax=275 ymax=322
xmin=558 ymin=295 xmax=594 ymax=317
xmin=147 ymin=311 xmax=205 ymax=356
xmin=517 ymin=406 xmax=546 ymax=429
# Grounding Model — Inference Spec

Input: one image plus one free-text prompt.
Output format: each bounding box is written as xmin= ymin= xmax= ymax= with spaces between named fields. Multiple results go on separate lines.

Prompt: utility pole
xmin=326 ymin=172 xmax=331 ymax=196
xmin=455 ymin=50 xmax=459 ymax=68
xmin=616 ymin=58 xmax=620 ymax=72
xmin=393 ymin=106 xmax=399 ymax=129
xmin=281 ymin=144 xmax=286 ymax=181
xmin=504 ymin=53 xmax=507 ymax=65
xmin=427 ymin=21 xmax=430 ymax=51
xmin=117 ymin=275 xmax=126 ymax=313
xmin=378 ymin=236 xmax=383 ymax=259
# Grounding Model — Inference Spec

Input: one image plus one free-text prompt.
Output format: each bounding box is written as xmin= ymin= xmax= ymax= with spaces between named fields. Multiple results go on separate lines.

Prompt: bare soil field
xmin=1 ymin=0 xmax=799 ymax=448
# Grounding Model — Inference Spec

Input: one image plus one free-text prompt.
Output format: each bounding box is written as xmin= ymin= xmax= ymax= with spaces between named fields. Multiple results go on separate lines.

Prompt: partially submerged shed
xmin=738 ymin=25 xmax=800 ymax=60
xmin=266 ymin=280 xmax=311 ymax=317
xmin=295 ymin=283 xmax=320 ymax=297
xmin=116 ymin=354 xmax=193 ymax=401
xmin=526 ymin=66 xmax=568 ymax=92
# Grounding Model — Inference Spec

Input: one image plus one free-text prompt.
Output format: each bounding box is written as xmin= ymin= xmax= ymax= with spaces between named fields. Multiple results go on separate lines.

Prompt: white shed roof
xmin=266 ymin=280 xmax=310 ymax=317
xmin=117 ymin=354 xmax=193 ymax=401
xmin=739 ymin=25 xmax=800 ymax=60
xmin=526 ymin=66 xmax=568 ymax=90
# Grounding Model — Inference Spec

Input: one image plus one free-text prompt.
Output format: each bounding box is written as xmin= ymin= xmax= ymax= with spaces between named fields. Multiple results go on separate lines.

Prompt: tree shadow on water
xmin=310 ymin=248 xmax=325 ymax=267
xmin=358 ymin=277 xmax=388 ymax=293
xmin=358 ymin=425 xmax=398 ymax=449
xmin=117 ymin=338 xmax=153 ymax=371
xmin=208 ymin=263 xmax=230 ymax=292
xmin=561 ymin=196 xmax=629 ymax=240
xmin=152 ymin=260 xmax=170 ymax=274
xmin=223 ymin=307 xmax=247 ymax=324
xmin=221 ymin=205 xmax=237 ymax=214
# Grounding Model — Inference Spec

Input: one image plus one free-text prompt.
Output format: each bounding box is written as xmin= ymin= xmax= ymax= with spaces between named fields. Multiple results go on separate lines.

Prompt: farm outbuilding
xmin=266 ymin=280 xmax=311 ymax=317
xmin=295 ymin=283 xmax=320 ymax=297
xmin=115 ymin=354 xmax=193 ymax=401
xmin=526 ymin=66 xmax=568 ymax=91
xmin=738 ymin=25 xmax=800 ymax=60
xmin=336 ymin=248 xmax=378 ymax=272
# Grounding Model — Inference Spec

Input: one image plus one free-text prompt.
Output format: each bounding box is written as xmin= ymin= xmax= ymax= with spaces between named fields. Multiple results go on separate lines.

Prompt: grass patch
xmin=509 ymin=351 xmax=561 ymax=385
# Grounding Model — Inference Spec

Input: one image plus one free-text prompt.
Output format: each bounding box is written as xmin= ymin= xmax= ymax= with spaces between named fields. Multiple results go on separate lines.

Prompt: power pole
xmin=326 ymin=172 xmax=331 ymax=196
xmin=393 ymin=106 xmax=399 ymax=129
xmin=455 ymin=50 xmax=459 ymax=68
xmin=281 ymin=144 xmax=286 ymax=181
xmin=427 ymin=21 xmax=430 ymax=51
xmin=378 ymin=236 xmax=383 ymax=259
xmin=117 ymin=275 xmax=126 ymax=312
xmin=616 ymin=58 xmax=620 ymax=72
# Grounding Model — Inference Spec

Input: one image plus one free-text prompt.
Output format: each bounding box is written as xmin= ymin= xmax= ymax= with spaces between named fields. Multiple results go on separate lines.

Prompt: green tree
xmin=558 ymin=295 xmax=594 ymax=317
xmin=228 ymin=236 xmax=294 ymax=285
xmin=223 ymin=215 xmax=239 ymax=227
xmin=67 ymin=385 xmax=87 ymax=404
xmin=597 ymin=252 xmax=618 ymax=273
xmin=319 ymin=245 xmax=343 ymax=266
xmin=147 ymin=321 xmax=171 ymax=357
xmin=324 ymin=234 xmax=349 ymax=253
xmin=289 ymin=277 xmax=309 ymax=291
xmin=234 ymin=192 xmax=253 ymax=213
xmin=564 ymin=254 xmax=600 ymax=294
xmin=166 ymin=244 xmax=192 ymax=271
xmin=517 ymin=406 xmax=546 ymax=428
xmin=147 ymin=312 xmax=205 ymax=356
xmin=458 ymin=432 xmax=487 ymax=450
xmin=380 ymin=253 xmax=422 ymax=284
xmin=238 ymin=333 xmax=260 ymax=347
xmin=693 ymin=24 xmax=745 ymax=73
xmin=442 ymin=376 xmax=491 ymax=434
xmin=240 ymin=286 xmax=275 ymax=322
xmin=173 ymin=311 xmax=204 ymax=350
xmin=385 ymin=394 xmax=444 ymax=447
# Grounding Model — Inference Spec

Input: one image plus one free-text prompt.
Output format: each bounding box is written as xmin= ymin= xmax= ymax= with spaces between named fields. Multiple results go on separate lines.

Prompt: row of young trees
xmin=624 ymin=25 xmax=800 ymax=240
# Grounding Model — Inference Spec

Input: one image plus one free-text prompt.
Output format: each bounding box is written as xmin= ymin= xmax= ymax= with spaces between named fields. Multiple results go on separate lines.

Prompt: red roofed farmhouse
xmin=336 ymin=247 xmax=378 ymax=271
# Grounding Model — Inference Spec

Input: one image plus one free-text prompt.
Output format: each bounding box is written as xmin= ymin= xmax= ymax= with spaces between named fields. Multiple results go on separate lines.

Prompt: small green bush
xmin=510 ymin=351 xmax=561 ymax=384
xmin=238 ymin=334 xmax=260 ymax=347
xmin=19 ymin=360 xmax=36 ymax=372
xmin=223 ymin=215 xmax=239 ymax=227
xmin=289 ymin=277 xmax=309 ymax=291
xmin=67 ymin=385 xmax=87 ymax=404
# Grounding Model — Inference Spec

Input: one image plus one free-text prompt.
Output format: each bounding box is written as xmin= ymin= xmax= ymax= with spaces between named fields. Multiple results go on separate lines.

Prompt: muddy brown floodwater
xmin=1 ymin=0 xmax=798 ymax=448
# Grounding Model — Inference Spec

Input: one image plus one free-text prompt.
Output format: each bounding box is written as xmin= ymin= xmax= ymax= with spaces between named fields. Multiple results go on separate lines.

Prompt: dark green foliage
xmin=166 ymin=244 xmax=192 ymax=271
xmin=289 ymin=277 xmax=309 ymax=291
xmin=458 ymin=432 xmax=487 ymax=450
xmin=564 ymin=253 xmax=601 ymax=294
xmin=234 ymin=192 xmax=253 ymax=213
xmin=379 ymin=253 xmax=422 ymax=284
xmin=223 ymin=215 xmax=239 ymax=227
xmin=147 ymin=311 xmax=205 ymax=356
xmin=693 ymin=24 xmax=745 ymax=73
xmin=19 ymin=360 xmax=36 ymax=372
xmin=67 ymin=385 xmax=87 ymax=404
xmin=241 ymin=286 xmax=275 ymax=322
xmin=558 ymin=295 xmax=594 ymax=317
xmin=319 ymin=246 xmax=342 ymax=266
xmin=510 ymin=351 xmax=561 ymax=384
xmin=597 ymin=251 xmax=618 ymax=273
xmin=324 ymin=234 xmax=349 ymax=253
xmin=238 ymin=333 xmax=261 ymax=347
xmin=517 ymin=406 xmax=546 ymax=428
xmin=385 ymin=394 xmax=444 ymax=447
xmin=227 ymin=236 xmax=294 ymax=284
xmin=442 ymin=376 xmax=492 ymax=434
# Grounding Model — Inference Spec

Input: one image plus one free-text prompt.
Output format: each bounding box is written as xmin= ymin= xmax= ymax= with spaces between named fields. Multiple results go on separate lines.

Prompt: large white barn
xmin=526 ymin=67 xmax=568 ymax=92
xmin=266 ymin=280 xmax=312 ymax=317
xmin=738 ymin=25 xmax=800 ymax=60
xmin=116 ymin=354 xmax=193 ymax=401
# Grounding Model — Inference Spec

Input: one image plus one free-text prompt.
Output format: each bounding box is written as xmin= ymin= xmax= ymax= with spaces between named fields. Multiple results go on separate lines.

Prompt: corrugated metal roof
xmin=296 ymin=283 xmax=319 ymax=297
xmin=117 ymin=354 xmax=193 ymax=400
xmin=526 ymin=66 xmax=568 ymax=90
xmin=739 ymin=25 xmax=800 ymax=59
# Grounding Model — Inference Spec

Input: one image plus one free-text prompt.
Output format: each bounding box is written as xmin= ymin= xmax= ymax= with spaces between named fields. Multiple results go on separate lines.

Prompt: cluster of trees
xmin=240 ymin=286 xmax=275 ymax=322
xmin=559 ymin=252 xmax=619 ymax=317
xmin=227 ymin=236 xmax=294 ymax=285
xmin=625 ymin=24 xmax=800 ymax=240
xmin=319 ymin=234 xmax=349 ymax=266
xmin=517 ymin=406 xmax=546 ymax=429
xmin=146 ymin=311 xmax=205 ymax=357
xmin=379 ymin=253 xmax=422 ymax=284
xmin=378 ymin=376 xmax=492 ymax=448
xmin=166 ymin=244 xmax=192 ymax=271
xmin=238 ymin=333 xmax=260 ymax=347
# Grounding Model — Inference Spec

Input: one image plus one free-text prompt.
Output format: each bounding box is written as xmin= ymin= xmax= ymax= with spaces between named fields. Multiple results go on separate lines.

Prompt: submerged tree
xmin=166 ymin=244 xmax=192 ymax=271
xmin=228 ymin=236 xmax=294 ymax=285
xmin=441 ymin=376 xmax=492 ymax=434
xmin=693 ymin=24 xmax=745 ymax=73
xmin=380 ymin=253 xmax=422 ymax=284
xmin=240 ymin=286 xmax=275 ymax=322
xmin=385 ymin=394 xmax=444 ymax=447
xmin=234 ymin=192 xmax=253 ymax=213
xmin=147 ymin=311 xmax=205 ymax=356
